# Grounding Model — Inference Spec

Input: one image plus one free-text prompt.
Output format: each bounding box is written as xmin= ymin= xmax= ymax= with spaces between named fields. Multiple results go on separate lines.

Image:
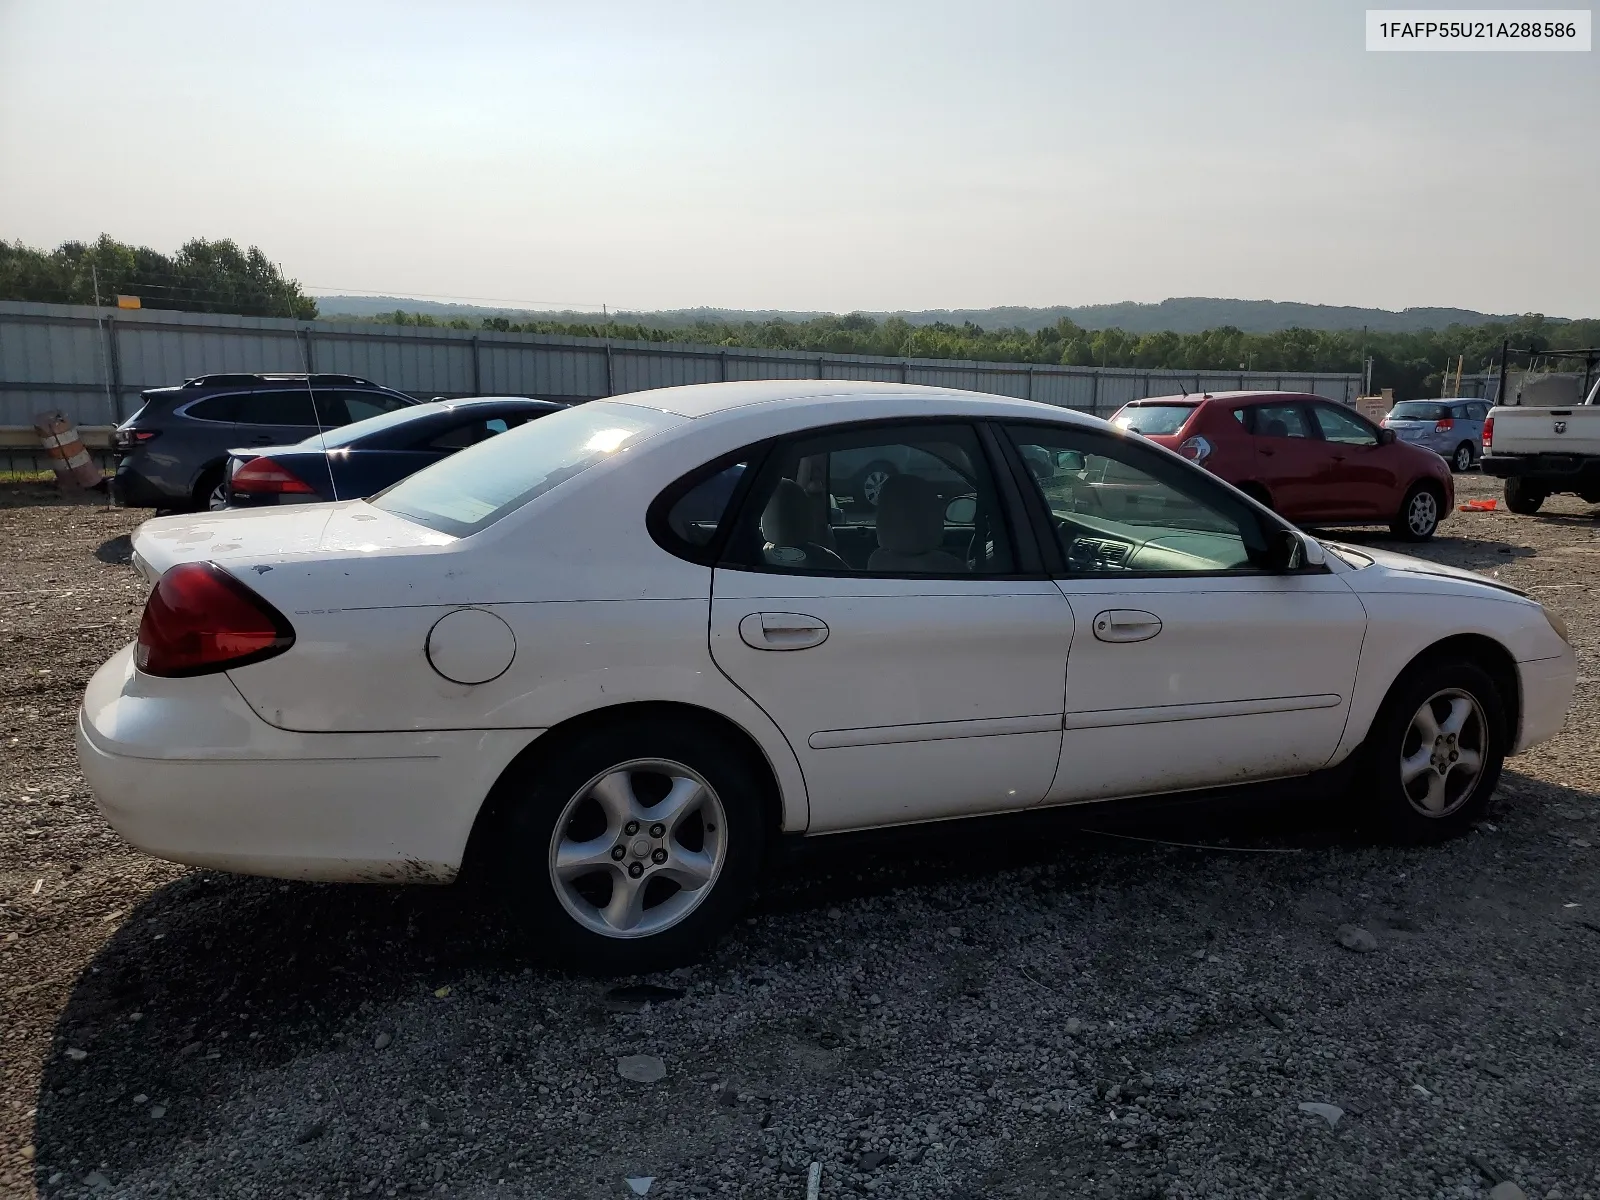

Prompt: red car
xmin=1111 ymin=391 xmax=1454 ymax=541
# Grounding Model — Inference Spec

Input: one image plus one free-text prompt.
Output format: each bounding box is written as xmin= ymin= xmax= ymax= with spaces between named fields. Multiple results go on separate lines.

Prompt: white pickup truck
xmin=1481 ymin=374 xmax=1600 ymax=513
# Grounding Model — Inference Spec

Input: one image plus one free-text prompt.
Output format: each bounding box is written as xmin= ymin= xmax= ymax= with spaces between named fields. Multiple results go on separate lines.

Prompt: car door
xmin=1245 ymin=400 xmax=1330 ymax=520
xmin=1000 ymin=423 xmax=1368 ymax=804
xmin=1309 ymin=401 xmax=1396 ymax=517
xmin=233 ymin=386 xmax=326 ymax=447
xmin=708 ymin=422 xmax=1073 ymax=832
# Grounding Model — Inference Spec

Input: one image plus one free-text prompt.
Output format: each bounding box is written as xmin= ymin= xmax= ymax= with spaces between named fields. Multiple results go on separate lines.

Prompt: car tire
xmin=192 ymin=466 xmax=228 ymax=513
xmin=1358 ymin=658 xmax=1506 ymax=844
xmin=1504 ymin=477 xmax=1546 ymax=515
xmin=1451 ymin=443 xmax=1474 ymax=473
xmin=1390 ymin=482 xmax=1443 ymax=541
xmin=855 ymin=461 xmax=898 ymax=510
xmin=490 ymin=714 xmax=770 ymax=974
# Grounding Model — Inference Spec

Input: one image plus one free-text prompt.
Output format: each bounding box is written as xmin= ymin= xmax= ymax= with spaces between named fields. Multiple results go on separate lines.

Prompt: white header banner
xmin=1367 ymin=9 xmax=1591 ymax=50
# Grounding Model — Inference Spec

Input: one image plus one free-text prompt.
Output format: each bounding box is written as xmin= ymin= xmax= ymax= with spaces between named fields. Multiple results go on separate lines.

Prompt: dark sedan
xmin=224 ymin=396 xmax=568 ymax=507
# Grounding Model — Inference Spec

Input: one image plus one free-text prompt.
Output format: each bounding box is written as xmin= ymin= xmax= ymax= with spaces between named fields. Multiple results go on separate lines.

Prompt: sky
xmin=1 ymin=0 xmax=1595 ymax=316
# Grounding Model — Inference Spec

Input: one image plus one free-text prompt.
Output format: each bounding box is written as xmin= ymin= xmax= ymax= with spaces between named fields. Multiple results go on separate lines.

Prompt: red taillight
xmin=1482 ymin=416 xmax=1493 ymax=451
xmin=114 ymin=429 xmax=160 ymax=449
xmin=230 ymin=456 xmax=315 ymax=495
xmin=1434 ymin=418 xmax=1454 ymax=433
xmin=135 ymin=562 xmax=294 ymax=677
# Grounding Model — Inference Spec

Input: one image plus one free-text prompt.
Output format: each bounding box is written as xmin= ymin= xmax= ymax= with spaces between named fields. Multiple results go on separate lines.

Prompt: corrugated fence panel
xmin=0 ymin=301 xmax=1364 ymax=431
xmin=725 ymin=353 xmax=817 ymax=382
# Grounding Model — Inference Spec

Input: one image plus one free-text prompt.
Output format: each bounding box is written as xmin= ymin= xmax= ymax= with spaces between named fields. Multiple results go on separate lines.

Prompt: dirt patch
xmin=3 ymin=475 xmax=1600 ymax=1199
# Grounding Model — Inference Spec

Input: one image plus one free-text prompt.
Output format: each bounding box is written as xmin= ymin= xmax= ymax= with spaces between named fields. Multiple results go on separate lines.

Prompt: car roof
xmin=1130 ymin=391 xmax=1327 ymax=406
xmin=598 ymin=379 xmax=1101 ymax=424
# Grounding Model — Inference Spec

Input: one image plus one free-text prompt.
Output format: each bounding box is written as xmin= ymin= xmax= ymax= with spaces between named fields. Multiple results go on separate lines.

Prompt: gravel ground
xmin=3 ymin=473 xmax=1600 ymax=1200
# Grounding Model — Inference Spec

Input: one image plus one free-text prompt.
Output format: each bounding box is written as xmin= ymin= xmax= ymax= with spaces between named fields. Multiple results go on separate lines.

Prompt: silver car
xmin=1380 ymin=399 xmax=1489 ymax=473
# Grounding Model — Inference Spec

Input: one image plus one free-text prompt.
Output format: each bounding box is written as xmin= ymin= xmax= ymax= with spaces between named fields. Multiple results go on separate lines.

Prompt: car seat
xmin=867 ymin=475 xmax=966 ymax=574
xmin=761 ymin=479 xmax=850 ymax=570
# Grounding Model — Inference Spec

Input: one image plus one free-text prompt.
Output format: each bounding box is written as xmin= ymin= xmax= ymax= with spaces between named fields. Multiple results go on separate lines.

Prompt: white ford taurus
xmin=79 ymin=381 xmax=1576 ymax=969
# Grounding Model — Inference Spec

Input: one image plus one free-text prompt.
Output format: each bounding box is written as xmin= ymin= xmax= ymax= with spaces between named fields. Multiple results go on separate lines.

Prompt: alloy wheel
xmin=207 ymin=482 xmax=230 ymax=511
xmin=1399 ymin=688 xmax=1487 ymax=817
xmin=861 ymin=469 xmax=892 ymax=507
xmin=1453 ymin=445 xmax=1472 ymax=472
xmin=1407 ymin=489 xmax=1438 ymax=536
xmin=547 ymin=759 xmax=728 ymax=939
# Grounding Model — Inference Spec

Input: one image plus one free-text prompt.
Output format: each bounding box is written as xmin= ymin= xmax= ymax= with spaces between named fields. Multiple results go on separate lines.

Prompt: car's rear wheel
xmin=1360 ymin=659 xmax=1506 ymax=843
xmin=1390 ymin=482 xmax=1442 ymax=541
xmin=1504 ymin=477 xmax=1546 ymax=515
xmin=491 ymin=715 xmax=769 ymax=973
xmin=1451 ymin=443 xmax=1474 ymax=473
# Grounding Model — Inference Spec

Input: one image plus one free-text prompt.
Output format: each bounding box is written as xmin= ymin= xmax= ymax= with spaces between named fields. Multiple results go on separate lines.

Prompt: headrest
xmin=760 ymin=478 xmax=812 ymax=546
xmin=1263 ymin=418 xmax=1288 ymax=438
xmin=875 ymin=473 xmax=944 ymax=555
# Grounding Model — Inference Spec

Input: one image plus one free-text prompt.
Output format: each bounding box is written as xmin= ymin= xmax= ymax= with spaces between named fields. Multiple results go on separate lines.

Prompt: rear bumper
xmin=111 ymin=462 xmax=183 ymax=508
xmin=1482 ymin=453 xmax=1600 ymax=481
xmin=75 ymin=645 xmax=536 ymax=882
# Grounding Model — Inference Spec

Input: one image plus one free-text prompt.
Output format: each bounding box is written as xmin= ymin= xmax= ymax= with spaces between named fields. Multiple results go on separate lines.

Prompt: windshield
xmin=1387 ymin=402 xmax=1449 ymax=421
xmin=1112 ymin=404 xmax=1196 ymax=435
xmin=372 ymin=401 xmax=682 ymax=536
xmin=300 ymin=401 xmax=449 ymax=449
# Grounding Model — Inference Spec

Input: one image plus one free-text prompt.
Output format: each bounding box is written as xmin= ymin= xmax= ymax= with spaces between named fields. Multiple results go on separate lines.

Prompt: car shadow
xmin=94 ymin=534 xmax=133 ymax=565
xmin=28 ymin=766 xmax=1577 ymax=1190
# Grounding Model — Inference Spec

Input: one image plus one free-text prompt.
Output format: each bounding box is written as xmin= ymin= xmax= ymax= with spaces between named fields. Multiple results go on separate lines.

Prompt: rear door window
xmin=1251 ymin=403 xmax=1315 ymax=440
xmin=235 ymin=389 xmax=318 ymax=427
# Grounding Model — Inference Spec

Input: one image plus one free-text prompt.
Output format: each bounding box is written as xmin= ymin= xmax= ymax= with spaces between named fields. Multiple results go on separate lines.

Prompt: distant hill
xmin=311 ymin=294 xmax=1548 ymax=334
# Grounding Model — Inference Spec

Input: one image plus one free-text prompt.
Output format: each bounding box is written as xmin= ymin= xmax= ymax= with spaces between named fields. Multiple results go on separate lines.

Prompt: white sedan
xmin=79 ymin=381 xmax=1577 ymax=970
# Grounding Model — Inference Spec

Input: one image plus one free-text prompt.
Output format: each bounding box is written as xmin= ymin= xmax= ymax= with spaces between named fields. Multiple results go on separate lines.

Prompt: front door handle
xmin=1092 ymin=609 xmax=1162 ymax=643
xmin=1259 ymin=448 xmax=1276 ymax=458
xmin=738 ymin=612 xmax=830 ymax=651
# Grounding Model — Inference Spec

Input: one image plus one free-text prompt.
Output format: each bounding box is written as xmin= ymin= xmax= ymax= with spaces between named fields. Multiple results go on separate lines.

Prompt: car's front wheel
xmin=1361 ymin=659 xmax=1506 ymax=843
xmin=193 ymin=467 xmax=229 ymax=513
xmin=491 ymin=715 xmax=769 ymax=973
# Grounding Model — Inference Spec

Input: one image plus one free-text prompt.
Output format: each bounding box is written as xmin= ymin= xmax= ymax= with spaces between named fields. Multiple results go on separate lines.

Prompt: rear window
xmin=1112 ymin=404 xmax=1196 ymax=435
xmin=1388 ymin=402 xmax=1450 ymax=421
xmin=372 ymin=401 xmax=681 ymax=536
xmin=307 ymin=401 xmax=450 ymax=448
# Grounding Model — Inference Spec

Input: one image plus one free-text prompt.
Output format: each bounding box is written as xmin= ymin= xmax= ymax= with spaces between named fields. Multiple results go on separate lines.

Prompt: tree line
xmin=399 ymin=309 xmax=1600 ymax=400
xmin=2 ymin=236 xmax=1594 ymax=400
xmin=0 ymin=234 xmax=318 ymax=319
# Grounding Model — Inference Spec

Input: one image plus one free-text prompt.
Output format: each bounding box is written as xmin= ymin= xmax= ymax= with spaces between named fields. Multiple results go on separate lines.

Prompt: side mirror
xmin=1377 ymin=428 xmax=1397 ymax=445
xmin=1266 ymin=528 xmax=1325 ymax=571
xmin=945 ymin=494 xmax=978 ymax=524
xmin=1056 ymin=450 xmax=1086 ymax=472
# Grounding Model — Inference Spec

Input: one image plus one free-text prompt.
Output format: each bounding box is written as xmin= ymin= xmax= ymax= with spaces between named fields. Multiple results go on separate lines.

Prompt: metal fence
xmin=0 ymin=299 xmax=1365 ymax=448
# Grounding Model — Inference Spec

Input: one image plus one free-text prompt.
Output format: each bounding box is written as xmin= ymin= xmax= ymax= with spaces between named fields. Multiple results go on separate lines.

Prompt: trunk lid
xmin=129 ymin=500 xmax=455 ymax=584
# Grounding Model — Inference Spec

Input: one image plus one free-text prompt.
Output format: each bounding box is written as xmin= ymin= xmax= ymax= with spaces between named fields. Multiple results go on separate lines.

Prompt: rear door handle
xmin=1092 ymin=609 xmax=1162 ymax=643
xmin=738 ymin=612 xmax=830 ymax=651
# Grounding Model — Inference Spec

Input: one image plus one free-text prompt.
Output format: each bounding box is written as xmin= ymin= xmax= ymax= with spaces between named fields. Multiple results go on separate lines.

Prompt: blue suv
xmin=112 ymin=373 xmax=419 ymax=510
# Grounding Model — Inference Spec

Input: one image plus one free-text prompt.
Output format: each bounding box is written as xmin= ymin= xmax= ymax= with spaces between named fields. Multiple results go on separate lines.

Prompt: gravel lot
xmin=3 ymin=473 xmax=1600 ymax=1200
